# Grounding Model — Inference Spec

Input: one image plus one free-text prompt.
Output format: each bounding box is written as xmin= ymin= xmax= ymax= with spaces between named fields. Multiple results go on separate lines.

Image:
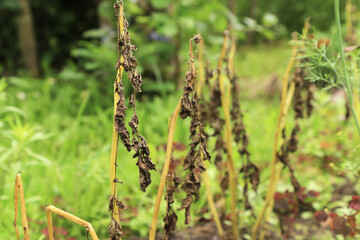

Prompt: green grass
xmin=238 ymin=42 xmax=292 ymax=79
xmin=1 ymin=44 xmax=360 ymax=239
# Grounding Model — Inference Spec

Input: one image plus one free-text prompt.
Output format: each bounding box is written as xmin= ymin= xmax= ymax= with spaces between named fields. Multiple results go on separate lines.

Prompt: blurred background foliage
xmin=0 ymin=0 xmax=349 ymax=98
xmin=1 ymin=0 xmax=360 ymax=239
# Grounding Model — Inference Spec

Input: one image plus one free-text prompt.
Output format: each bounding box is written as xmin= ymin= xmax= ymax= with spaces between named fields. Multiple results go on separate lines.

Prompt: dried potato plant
xmin=163 ymin=157 xmax=180 ymax=240
xmin=113 ymin=0 xmax=156 ymax=193
xmin=252 ymin=20 xmax=311 ymax=240
xmin=177 ymin=34 xmax=211 ymax=225
xmin=227 ymin=36 xmax=259 ymax=218
xmin=110 ymin=1 xmax=155 ymax=239
xmin=149 ymin=34 xmax=213 ymax=240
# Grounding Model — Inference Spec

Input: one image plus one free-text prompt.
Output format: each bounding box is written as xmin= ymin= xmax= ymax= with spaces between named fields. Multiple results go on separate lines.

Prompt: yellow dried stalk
xmin=228 ymin=36 xmax=236 ymax=79
xmin=196 ymin=37 xmax=225 ymax=239
xmin=261 ymin=23 xmax=310 ymax=238
xmin=197 ymin=39 xmax=205 ymax=96
xmin=225 ymin=36 xmax=236 ymax=117
xmin=252 ymin=20 xmax=309 ymax=240
xmin=201 ymin=160 xmax=225 ymax=239
xmin=251 ymin=45 xmax=298 ymax=240
xmin=259 ymin=82 xmax=296 ymax=240
xmin=14 ymin=174 xmax=30 ymax=240
xmin=149 ymin=100 xmax=181 ymax=240
xmin=110 ymin=0 xmax=125 ymax=227
xmin=149 ymin=35 xmax=204 ymax=240
xmin=217 ymin=31 xmax=239 ymax=240
xmin=46 ymin=206 xmax=99 ymax=240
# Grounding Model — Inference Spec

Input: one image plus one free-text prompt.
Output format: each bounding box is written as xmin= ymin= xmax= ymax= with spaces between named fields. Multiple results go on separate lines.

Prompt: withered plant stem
xmin=218 ymin=31 xmax=239 ymax=240
xmin=197 ymin=39 xmax=205 ymax=96
xmin=197 ymin=38 xmax=224 ymax=238
xmin=252 ymin=44 xmax=298 ymax=240
xmin=110 ymin=0 xmax=125 ymax=229
xmin=150 ymin=35 xmax=204 ymax=239
xmin=46 ymin=206 xmax=99 ymax=240
xmin=202 ymin=160 xmax=225 ymax=238
xmin=259 ymin=81 xmax=296 ymax=240
xmin=14 ymin=174 xmax=30 ymax=240
xmin=228 ymin=34 xmax=245 ymax=228
xmin=228 ymin=36 xmax=236 ymax=78
xmin=252 ymin=20 xmax=310 ymax=239
xmin=149 ymin=100 xmax=182 ymax=240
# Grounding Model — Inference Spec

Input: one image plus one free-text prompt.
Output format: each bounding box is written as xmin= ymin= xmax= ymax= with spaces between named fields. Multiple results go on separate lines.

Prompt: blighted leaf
xmin=163 ymin=209 xmax=178 ymax=240
xmin=128 ymin=113 xmax=138 ymax=134
xmin=178 ymin=195 xmax=193 ymax=224
xmin=180 ymin=71 xmax=194 ymax=119
xmin=135 ymin=136 xmax=156 ymax=192
xmin=306 ymin=83 xmax=315 ymax=117
xmin=108 ymin=195 xmax=126 ymax=212
xmin=178 ymin=34 xmax=212 ymax=226
xmin=240 ymin=163 xmax=260 ymax=192
xmin=114 ymin=81 xmax=132 ymax=152
xmin=195 ymin=150 xmax=206 ymax=172
xmin=108 ymin=217 xmax=122 ymax=240
xmin=113 ymin=0 xmax=156 ymax=194
xmin=287 ymin=122 xmax=300 ymax=153
xmin=293 ymin=66 xmax=305 ymax=119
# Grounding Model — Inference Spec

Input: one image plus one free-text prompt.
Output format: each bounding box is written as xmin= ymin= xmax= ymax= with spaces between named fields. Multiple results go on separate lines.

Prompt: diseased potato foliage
xmin=114 ymin=1 xmax=156 ymax=193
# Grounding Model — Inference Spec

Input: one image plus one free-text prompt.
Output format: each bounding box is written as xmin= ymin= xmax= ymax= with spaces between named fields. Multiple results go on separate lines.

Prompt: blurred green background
xmin=1 ymin=0 xmax=360 ymax=239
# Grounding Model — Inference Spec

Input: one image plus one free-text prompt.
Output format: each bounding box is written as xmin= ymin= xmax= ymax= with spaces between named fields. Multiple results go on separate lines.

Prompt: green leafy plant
xmin=300 ymin=0 xmax=360 ymax=134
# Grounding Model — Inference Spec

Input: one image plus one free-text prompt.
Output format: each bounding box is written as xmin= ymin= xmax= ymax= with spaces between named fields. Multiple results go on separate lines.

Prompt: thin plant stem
xmin=227 ymin=35 xmax=243 ymax=229
xmin=46 ymin=206 xmax=99 ymax=240
xmin=149 ymin=35 xmax=201 ymax=240
xmin=197 ymin=37 xmax=225 ymax=239
xmin=202 ymin=160 xmax=225 ymax=239
xmin=253 ymin=20 xmax=310 ymax=240
xmin=259 ymin=81 xmax=296 ymax=240
xmin=110 ymin=0 xmax=125 ymax=228
xmin=335 ymin=0 xmax=360 ymax=135
xmin=197 ymin=39 xmax=205 ymax=96
xmin=217 ymin=31 xmax=239 ymax=240
xmin=252 ymin=44 xmax=298 ymax=240
xmin=149 ymin=99 xmax=182 ymax=240
xmin=226 ymin=37 xmax=234 ymax=109
xmin=14 ymin=174 xmax=30 ymax=240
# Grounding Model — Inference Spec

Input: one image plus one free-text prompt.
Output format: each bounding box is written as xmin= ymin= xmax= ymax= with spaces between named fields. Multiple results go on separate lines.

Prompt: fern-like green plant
xmin=299 ymin=0 xmax=360 ymax=134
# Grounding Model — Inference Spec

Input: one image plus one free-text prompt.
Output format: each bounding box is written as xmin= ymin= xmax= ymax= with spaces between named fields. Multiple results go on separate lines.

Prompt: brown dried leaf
xmin=287 ymin=122 xmax=300 ymax=153
xmin=163 ymin=209 xmax=178 ymax=240
xmin=293 ymin=66 xmax=305 ymax=119
xmin=240 ymin=163 xmax=260 ymax=192
xmin=128 ymin=113 xmax=138 ymax=134
xmin=306 ymin=83 xmax=315 ymax=117
xmin=108 ymin=217 xmax=122 ymax=240
xmin=177 ymin=195 xmax=193 ymax=224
